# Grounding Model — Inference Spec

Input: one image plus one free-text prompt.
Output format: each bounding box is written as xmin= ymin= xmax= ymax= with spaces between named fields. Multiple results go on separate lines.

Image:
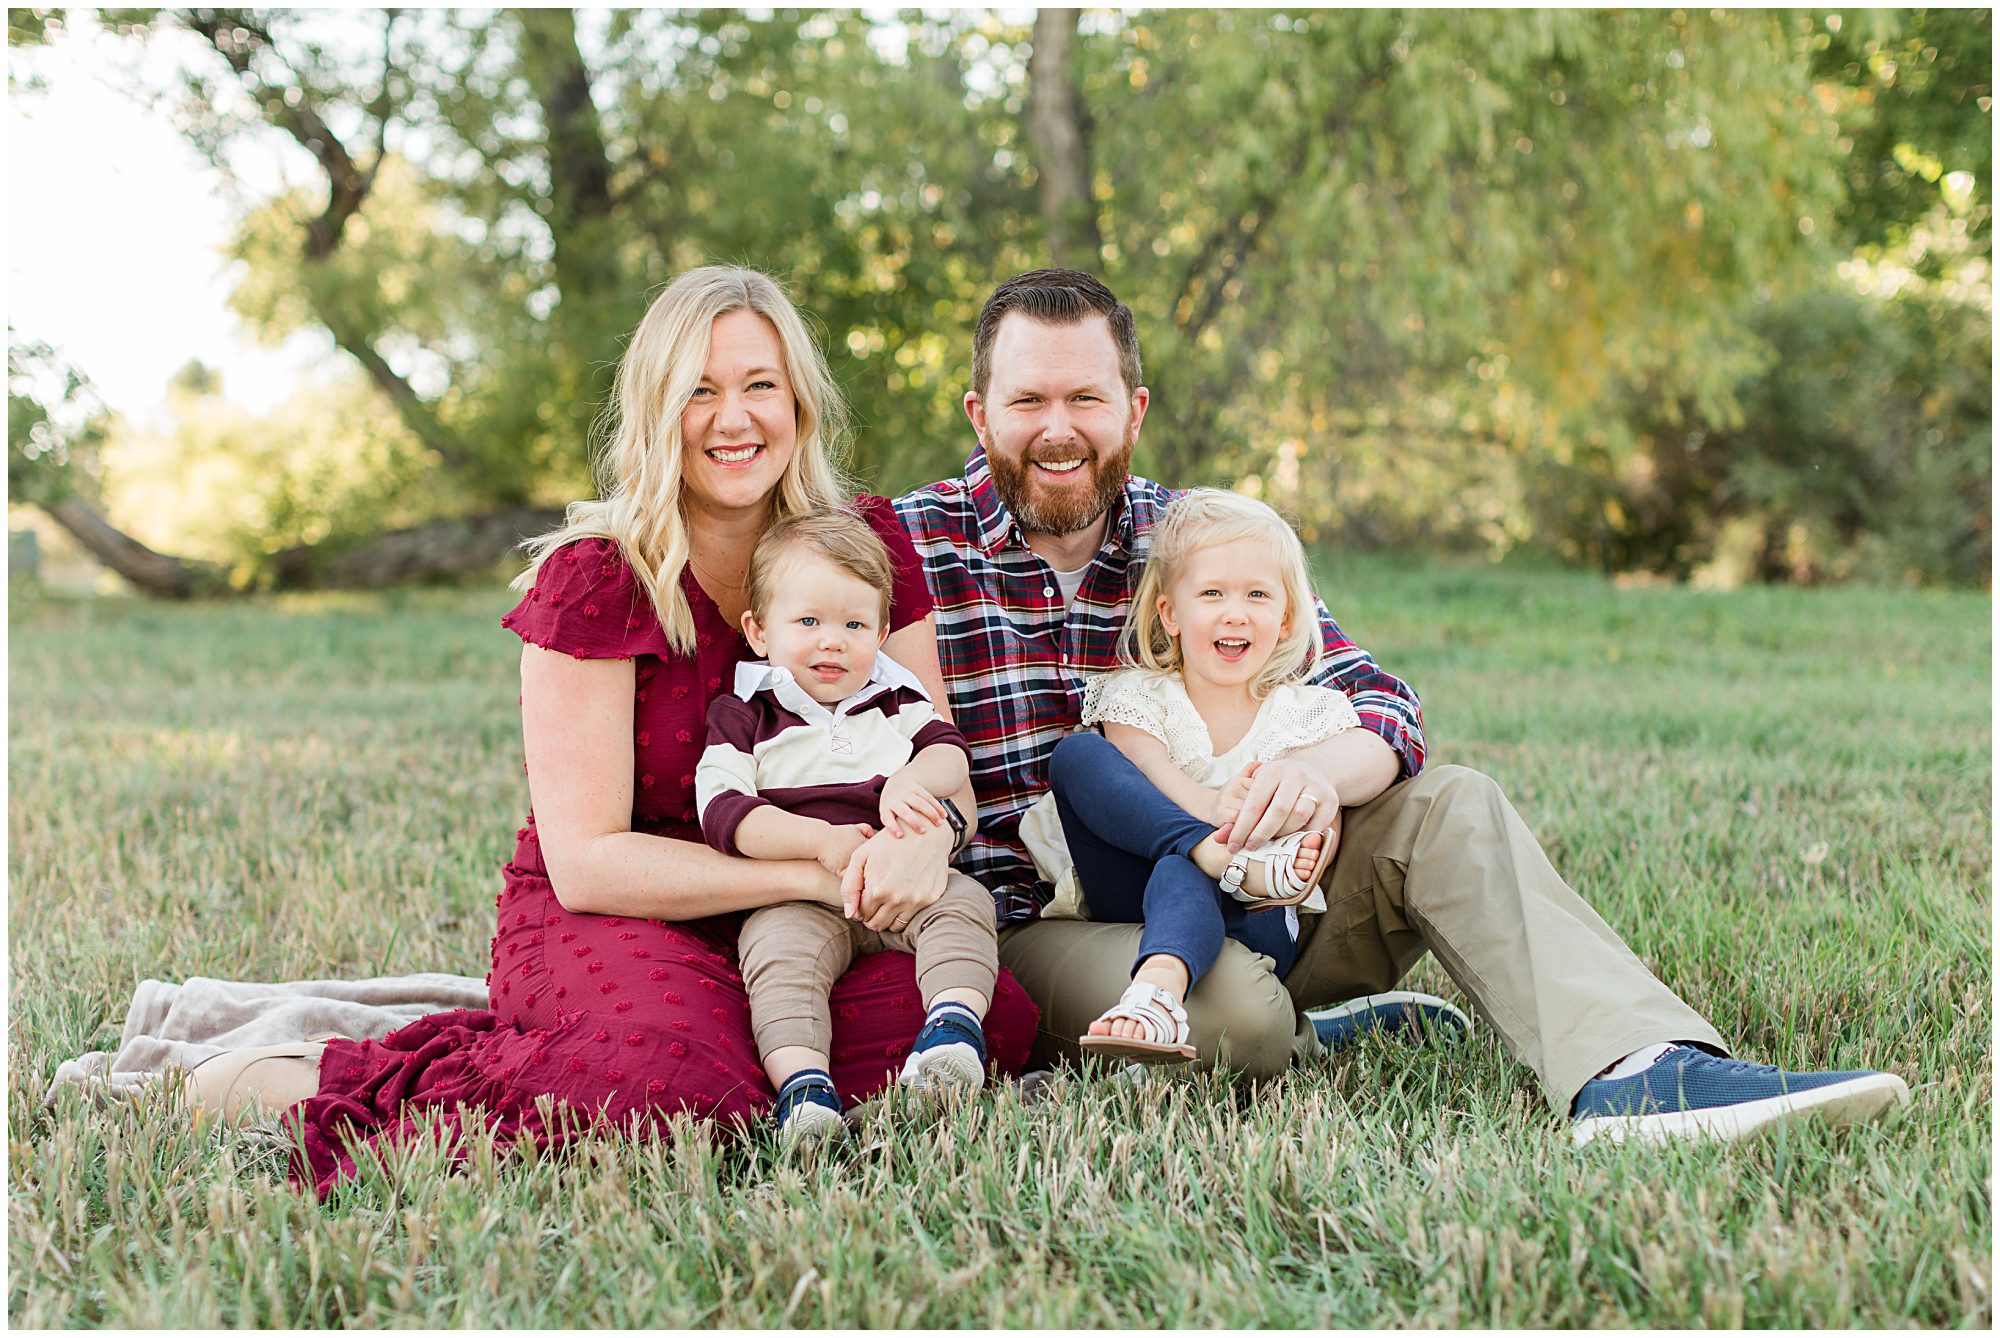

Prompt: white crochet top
xmin=1079 ymin=668 xmax=1363 ymax=785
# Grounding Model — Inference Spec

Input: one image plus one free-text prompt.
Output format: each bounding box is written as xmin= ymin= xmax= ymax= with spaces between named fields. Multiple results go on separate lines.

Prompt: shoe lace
xmin=1680 ymin=1050 xmax=1782 ymax=1078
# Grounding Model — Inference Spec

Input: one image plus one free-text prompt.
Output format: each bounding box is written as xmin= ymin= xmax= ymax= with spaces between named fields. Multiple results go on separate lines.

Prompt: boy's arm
xmin=697 ymin=694 xmax=863 ymax=867
xmin=878 ymin=696 xmax=979 ymax=837
xmin=878 ymin=737 xmax=973 ymax=837
xmin=732 ymin=805 xmax=856 ymax=865
xmin=898 ymin=739 xmax=971 ymax=799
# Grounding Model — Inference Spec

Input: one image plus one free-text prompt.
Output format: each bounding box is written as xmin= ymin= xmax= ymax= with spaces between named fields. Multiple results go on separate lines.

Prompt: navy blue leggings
xmin=1047 ymin=731 xmax=1298 ymax=987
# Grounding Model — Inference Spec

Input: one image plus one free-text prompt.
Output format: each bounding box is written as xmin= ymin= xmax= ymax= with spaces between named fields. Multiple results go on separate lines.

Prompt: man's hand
xmin=878 ymin=771 xmax=949 ymax=837
xmin=816 ymin=823 xmax=876 ymax=879
xmin=1217 ymin=757 xmax=1342 ymax=852
xmin=840 ymin=821 xmax=953 ymax=931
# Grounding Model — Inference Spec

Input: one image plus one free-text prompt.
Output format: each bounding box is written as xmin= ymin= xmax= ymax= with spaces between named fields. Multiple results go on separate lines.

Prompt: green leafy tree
xmin=9 ymin=8 xmax=1989 ymax=591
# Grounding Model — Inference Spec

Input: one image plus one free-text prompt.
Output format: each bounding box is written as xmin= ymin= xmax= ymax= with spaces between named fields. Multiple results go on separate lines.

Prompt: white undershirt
xmin=1051 ymin=560 xmax=1091 ymax=607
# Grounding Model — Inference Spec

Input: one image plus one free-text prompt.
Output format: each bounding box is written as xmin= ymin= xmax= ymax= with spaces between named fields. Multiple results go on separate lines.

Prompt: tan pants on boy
xmin=738 ymin=871 xmax=998 ymax=1059
xmin=998 ymin=764 xmax=1728 ymax=1112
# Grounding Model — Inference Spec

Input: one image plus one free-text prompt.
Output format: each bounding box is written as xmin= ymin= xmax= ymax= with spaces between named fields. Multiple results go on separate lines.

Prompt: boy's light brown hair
xmin=745 ymin=509 xmax=895 ymax=625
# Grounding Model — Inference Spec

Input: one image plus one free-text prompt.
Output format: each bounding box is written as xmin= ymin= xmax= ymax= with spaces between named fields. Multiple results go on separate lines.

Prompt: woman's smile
xmin=681 ymin=309 xmax=798 ymax=517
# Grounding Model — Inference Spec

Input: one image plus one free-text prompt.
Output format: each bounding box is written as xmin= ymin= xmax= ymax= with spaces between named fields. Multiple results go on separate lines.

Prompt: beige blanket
xmin=44 ymin=972 xmax=489 ymax=1107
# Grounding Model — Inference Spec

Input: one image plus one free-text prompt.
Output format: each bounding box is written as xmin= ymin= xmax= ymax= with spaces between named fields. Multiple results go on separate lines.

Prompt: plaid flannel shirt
xmin=894 ymin=444 xmax=1427 ymax=925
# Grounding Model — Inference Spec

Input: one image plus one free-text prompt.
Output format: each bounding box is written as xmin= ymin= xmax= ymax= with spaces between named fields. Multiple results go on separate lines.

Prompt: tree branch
xmin=1027 ymin=8 xmax=1103 ymax=267
xmin=181 ymin=8 xmax=375 ymax=259
xmin=34 ymin=497 xmax=567 ymax=597
xmin=314 ymin=309 xmax=476 ymax=474
xmin=41 ymin=496 xmax=224 ymax=598
xmin=1170 ymin=47 xmax=1399 ymax=343
xmin=179 ymin=9 xmax=482 ymax=475
xmin=266 ymin=506 xmax=566 ymax=588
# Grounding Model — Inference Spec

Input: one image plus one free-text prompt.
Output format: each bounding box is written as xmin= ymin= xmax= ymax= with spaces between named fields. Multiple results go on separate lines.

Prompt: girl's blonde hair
xmin=1127 ymin=488 xmax=1321 ymax=699
xmin=513 ymin=266 xmax=854 ymax=654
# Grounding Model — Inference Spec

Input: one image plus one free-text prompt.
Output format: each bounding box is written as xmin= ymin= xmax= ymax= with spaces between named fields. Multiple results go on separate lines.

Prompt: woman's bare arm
xmin=519 ymin=644 xmax=839 ymax=917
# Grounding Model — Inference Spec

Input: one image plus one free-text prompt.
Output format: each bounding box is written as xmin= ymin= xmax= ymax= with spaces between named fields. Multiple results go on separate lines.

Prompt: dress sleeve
xmin=501 ymin=538 xmax=674 ymax=660
xmin=1079 ymin=669 xmax=1171 ymax=746
xmin=856 ymin=494 xmax=935 ymax=634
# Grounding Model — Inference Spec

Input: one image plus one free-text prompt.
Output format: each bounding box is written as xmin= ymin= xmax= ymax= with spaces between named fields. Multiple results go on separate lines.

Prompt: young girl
xmin=1046 ymin=489 xmax=1361 ymax=1063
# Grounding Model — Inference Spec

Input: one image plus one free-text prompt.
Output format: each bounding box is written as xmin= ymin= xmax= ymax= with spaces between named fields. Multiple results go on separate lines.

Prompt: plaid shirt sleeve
xmin=1304 ymin=596 xmax=1426 ymax=779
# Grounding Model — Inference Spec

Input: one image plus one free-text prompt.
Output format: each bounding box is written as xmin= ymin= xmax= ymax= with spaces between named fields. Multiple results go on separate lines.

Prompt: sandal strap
xmin=1220 ymin=831 xmax=1314 ymax=905
xmin=1094 ymin=981 xmax=1189 ymax=1047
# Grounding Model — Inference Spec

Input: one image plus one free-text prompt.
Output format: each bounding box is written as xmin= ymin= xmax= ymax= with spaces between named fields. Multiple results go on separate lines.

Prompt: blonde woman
xmin=189 ymin=268 xmax=1037 ymax=1193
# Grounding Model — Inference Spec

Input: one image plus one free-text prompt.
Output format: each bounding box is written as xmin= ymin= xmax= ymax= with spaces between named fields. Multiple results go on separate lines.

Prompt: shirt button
xmin=1042 ymin=585 xmax=1054 ymax=597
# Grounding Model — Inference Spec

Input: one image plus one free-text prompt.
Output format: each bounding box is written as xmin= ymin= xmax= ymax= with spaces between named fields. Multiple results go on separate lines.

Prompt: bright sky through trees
xmin=10 ymin=22 xmax=327 ymax=417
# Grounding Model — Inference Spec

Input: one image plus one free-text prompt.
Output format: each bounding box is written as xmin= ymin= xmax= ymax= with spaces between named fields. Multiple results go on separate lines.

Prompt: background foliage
xmin=7 ymin=8 xmax=1992 ymax=588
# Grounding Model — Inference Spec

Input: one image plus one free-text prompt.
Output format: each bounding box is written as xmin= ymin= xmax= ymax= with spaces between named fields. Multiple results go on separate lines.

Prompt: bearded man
xmin=892 ymin=269 xmax=1907 ymax=1143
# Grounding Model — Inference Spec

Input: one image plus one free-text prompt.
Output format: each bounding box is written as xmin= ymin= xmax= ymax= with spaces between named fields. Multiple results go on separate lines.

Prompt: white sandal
xmin=1077 ymin=980 xmax=1197 ymax=1065
xmin=1219 ymin=826 xmax=1336 ymax=909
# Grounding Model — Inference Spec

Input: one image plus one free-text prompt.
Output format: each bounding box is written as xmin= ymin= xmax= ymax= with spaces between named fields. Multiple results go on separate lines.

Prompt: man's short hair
xmin=971 ymin=268 xmax=1143 ymax=400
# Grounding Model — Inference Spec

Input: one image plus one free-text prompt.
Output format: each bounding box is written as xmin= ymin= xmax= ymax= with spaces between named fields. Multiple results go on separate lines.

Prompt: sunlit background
xmin=8 ymin=9 xmax=1990 ymax=595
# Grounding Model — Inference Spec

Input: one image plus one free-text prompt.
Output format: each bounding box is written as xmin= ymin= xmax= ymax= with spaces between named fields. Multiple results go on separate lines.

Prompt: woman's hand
xmin=840 ymin=821 xmax=953 ymax=932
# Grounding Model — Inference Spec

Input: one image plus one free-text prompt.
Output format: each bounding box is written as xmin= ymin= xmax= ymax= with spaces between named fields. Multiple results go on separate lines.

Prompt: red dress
xmin=294 ymin=498 xmax=1038 ymax=1196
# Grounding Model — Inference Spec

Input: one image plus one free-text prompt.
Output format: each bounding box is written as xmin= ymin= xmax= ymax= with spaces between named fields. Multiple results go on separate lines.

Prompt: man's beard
xmin=987 ymin=440 xmax=1133 ymax=537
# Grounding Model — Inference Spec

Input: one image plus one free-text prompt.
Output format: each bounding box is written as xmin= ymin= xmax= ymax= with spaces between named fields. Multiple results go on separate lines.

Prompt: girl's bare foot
xmin=1191 ymin=829 xmax=1322 ymax=884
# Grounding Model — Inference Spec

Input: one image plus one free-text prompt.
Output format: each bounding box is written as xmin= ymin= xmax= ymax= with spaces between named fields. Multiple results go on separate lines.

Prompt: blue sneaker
xmin=771 ymin=1071 xmax=847 ymax=1147
xmin=1571 ymin=1045 xmax=1910 ymax=1146
xmin=898 ymin=1003 xmax=987 ymax=1097
xmin=1307 ymin=990 xmax=1472 ymax=1051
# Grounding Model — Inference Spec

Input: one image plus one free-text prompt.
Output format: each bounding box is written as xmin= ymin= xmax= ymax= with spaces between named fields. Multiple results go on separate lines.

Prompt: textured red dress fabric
xmin=294 ymin=498 xmax=1038 ymax=1196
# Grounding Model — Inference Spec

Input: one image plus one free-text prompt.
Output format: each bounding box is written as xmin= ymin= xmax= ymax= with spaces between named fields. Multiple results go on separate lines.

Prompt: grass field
xmin=9 ymin=554 xmax=1991 ymax=1327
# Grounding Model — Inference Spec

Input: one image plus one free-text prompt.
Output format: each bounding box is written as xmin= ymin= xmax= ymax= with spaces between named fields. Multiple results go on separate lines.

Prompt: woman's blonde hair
xmin=1126 ymin=488 xmax=1321 ymax=699
xmin=513 ymin=266 xmax=854 ymax=654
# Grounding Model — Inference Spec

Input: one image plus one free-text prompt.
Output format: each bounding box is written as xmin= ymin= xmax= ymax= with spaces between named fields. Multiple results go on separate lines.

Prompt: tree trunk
xmin=1027 ymin=9 xmax=1103 ymax=268
xmin=265 ymin=507 xmax=567 ymax=589
xmin=43 ymin=495 xmax=225 ymax=598
xmin=180 ymin=8 xmax=487 ymax=484
xmin=35 ymin=499 xmax=568 ymax=597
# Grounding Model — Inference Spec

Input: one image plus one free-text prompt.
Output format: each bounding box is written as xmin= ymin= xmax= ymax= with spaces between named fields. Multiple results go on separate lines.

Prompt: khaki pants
xmin=738 ymin=871 xmax=999 ymax=1060
xmin=999 ymin=764 xmax=1726 ymax=1111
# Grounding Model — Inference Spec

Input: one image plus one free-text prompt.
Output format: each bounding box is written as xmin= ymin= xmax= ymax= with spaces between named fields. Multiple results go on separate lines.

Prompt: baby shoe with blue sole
xmin=1571 ymin=1045 xmax=1910 ymax=1146
xmin=1307 ymin=990 xmax=1473 ymax=1051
